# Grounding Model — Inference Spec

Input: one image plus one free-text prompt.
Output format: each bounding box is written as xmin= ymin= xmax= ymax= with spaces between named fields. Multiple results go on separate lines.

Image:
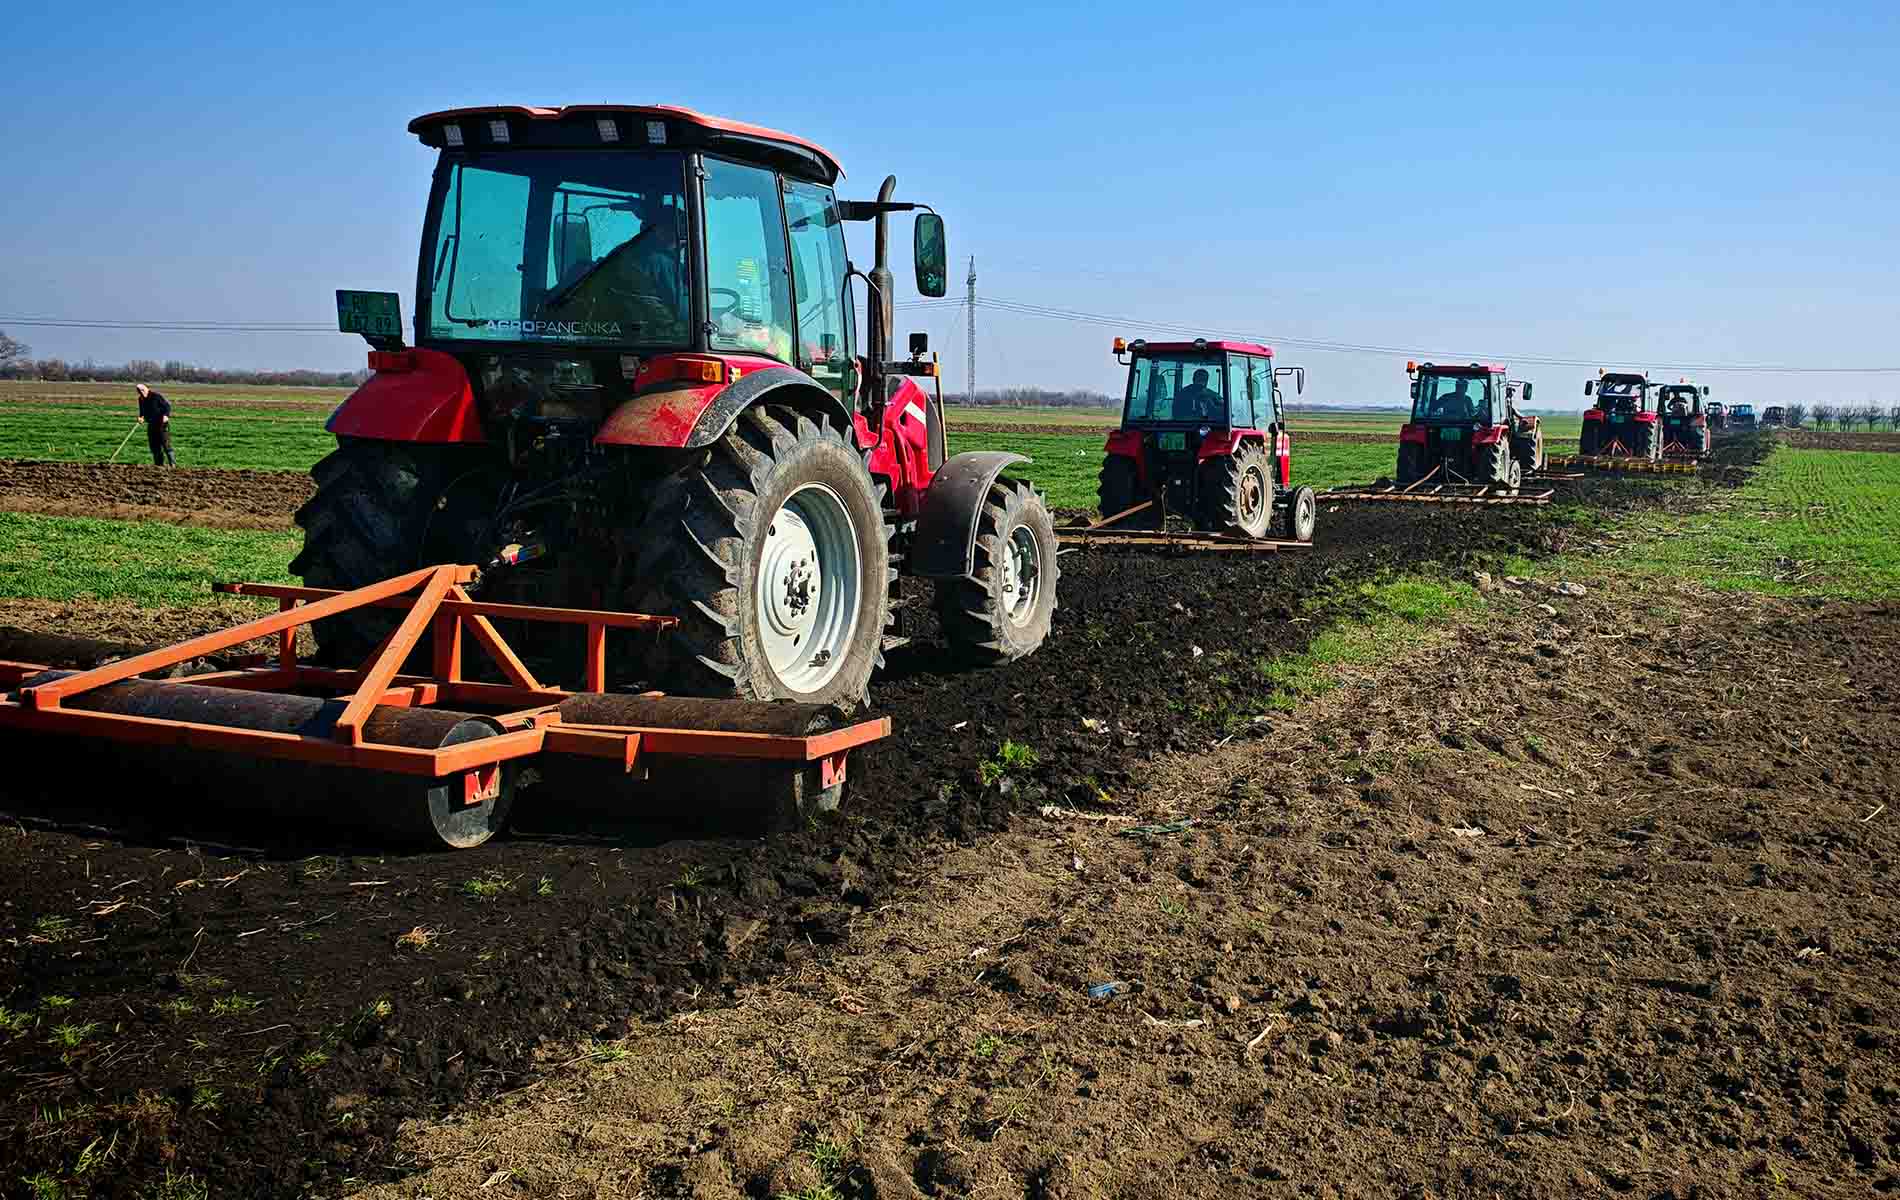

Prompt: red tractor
xmin=301 ymin=104 xmax=1060 ymax=709
xmin=1658 ymin=380 xmax=1713 ymax=458
xmin=1094 ymin=337 xmax=1316 ymax=542
xmin=1397 ymin=361 xmax=1546 ymax=489
xmin=1580 ymin=370 xmax=1663 ymax=461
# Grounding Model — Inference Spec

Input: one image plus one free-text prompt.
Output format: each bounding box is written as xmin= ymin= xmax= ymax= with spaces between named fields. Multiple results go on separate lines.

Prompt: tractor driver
xmin=542 ymin=194 xmax=689 ymax=344
xmin=1175 ymin=368 xmax=1223 ymax=421
xmin=1432 ymin=378 xmax=1477 ymax=420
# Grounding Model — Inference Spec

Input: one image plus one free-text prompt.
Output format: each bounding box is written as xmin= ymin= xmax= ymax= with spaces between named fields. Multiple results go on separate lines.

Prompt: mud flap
xmin=908 ymin=451 xmax=1031 ymax=578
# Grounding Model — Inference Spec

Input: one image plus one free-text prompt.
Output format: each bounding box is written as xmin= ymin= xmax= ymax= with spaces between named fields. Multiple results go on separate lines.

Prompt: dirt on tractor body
xmin=0 ymin=448 xmax=1763 ymax=1196
xmin=0 ymin=460 xmax=313 ymax=529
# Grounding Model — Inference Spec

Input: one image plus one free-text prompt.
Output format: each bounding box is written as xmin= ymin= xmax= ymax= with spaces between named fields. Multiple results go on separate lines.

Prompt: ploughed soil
xmin=0 ymin=460 xmax=312 ymax=530
xmin=0 ymin=442 xmax=1777 ymax=1197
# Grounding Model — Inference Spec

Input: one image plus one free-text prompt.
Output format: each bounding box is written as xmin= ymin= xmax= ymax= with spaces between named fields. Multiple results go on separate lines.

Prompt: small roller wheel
xmin=1277 ymin=485 xmax=1317 ymax=543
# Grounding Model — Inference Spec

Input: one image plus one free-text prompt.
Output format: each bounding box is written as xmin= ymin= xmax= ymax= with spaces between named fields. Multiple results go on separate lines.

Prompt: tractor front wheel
xmin=1276 ymin=485 xmax=1317 ymax=543
xmin=1096 ymin=455 xmax=1157 ymax=527
xmin=289 ymin=439 xmax=499 ymax=666
xmin=632 ymin=406 xmax=892 ymax=707
xmin=1200 ymin=442 xmax=1274 ymax=538
xmin=935 ymin=478 xmax=1059 ymax=665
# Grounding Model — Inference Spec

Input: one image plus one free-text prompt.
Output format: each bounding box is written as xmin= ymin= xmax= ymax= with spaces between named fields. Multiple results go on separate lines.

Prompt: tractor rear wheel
xmin=935 ymin=478 xmax=1058 ymax=665
xmin=1396 ymin=443 xmax=1428 ymax=486
xmin=289 ymin=439 xmax=498 ymax=666
xmin=1578 ymin=421 xmax=1600 ymax=456
xmin=1096 ymin=455 xmax=1157 ymax=527
xmin=631 ymin=406 xmax=892 ymax=707
xmin=1632 ymin=420 xmax=1661 ymax=461
xmin=1200 ymin=442 xmax=1274 ymax=538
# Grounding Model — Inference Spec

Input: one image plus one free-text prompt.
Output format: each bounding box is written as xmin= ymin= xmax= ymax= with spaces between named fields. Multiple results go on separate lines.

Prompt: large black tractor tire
xmin=1578 ymin=420 xmax=1600 ymax=457
xmin=1096 ymin=454 xmax=1157 ymax=527
xmin=1275 ymin=484 xmax=1317 ymax=543
xmin=631 ymin=405 xmax=892 ymax=707
xmin=289 ymin=439 xmax=498 ymax=667
xmin=1631 ymin=419 xmax=1662 ymax=462
xmin=1396 ymin=443 xmax=1429 ymax=486
xmin=1198 ymin=442 xmax=1274 ymax=538
xmin=1476 ymin=439 xmax=1523 ymax=491
xmin=935 ymin=478 xmax=1059 ymax=665
xmin=1514 ymin=426 xmax=1546 ymax=474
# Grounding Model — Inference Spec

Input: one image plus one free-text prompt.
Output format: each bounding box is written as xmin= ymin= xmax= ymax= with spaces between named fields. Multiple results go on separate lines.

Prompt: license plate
xmin=336 ymin=289 xmax=403 ymax=338
xmin=1610 ymin=413 xmax=1626 ymax=423
xmin=1439 ymin=427 xmax=1462 ymax=441
xmin=1157 ymin=432 xmax=1186 ymax=451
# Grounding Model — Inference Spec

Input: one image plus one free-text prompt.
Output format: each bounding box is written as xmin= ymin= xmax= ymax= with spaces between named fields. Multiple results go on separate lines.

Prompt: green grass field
xmin=0 ymin=512 xmax=298 ymax=606
xmin=1602 ymin=448 xmax=1900 ymax=599
xmin=0 ymin=402 xmax=336 ymax=470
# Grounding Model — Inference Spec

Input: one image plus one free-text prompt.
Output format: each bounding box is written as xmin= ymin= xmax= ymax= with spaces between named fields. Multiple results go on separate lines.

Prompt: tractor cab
xmin=1657 ymin=380 xmax=1712 ymax=458
xmin=1729 ymin=403 xmax=1758 ymax=431
xmin=1761 ymin=405 xmax=1786 ymax=428
xmin=1396 ymin=363 xmax=1544 ymax=488
xmin=1095 ymin=337 xmax=1314 ymax=541
xmin=1707 ymin=400 xmax=1728 ymax=430
xmin=1580 ymin=370 xmax=1662 ymax=460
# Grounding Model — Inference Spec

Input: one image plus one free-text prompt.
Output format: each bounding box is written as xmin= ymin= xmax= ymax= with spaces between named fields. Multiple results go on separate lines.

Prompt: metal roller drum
xmin=6 ymin=672 xmax=517 ymax=849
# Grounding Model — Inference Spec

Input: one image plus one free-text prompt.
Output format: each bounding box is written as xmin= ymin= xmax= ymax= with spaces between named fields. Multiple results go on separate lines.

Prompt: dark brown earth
xmin=1778 ymin=430 xmax=1900 ymax=453
xmin=0 ymin=460 xmax=313 ymax=530
xmin=0 ymin=442 xmax=1789 ymax=1198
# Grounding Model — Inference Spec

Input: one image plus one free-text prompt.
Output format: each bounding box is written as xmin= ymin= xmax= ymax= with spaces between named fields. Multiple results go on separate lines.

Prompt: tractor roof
xmin=1131 ymin=339 xmax=1274 ymax=357
xmin=407 ymin=104 xmax=845 ymax=183
xmin=1416 ymin=362 xmax=1505 ymax=375
xmin=1600 ymin=370 xmax=1648 ymax=382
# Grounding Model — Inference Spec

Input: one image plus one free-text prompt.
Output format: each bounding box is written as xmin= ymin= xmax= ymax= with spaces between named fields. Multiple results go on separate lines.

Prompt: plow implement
xmin=1057 ymin=501 xmax=1314 ymax=553
xmin=0 ymin=565 xmax=888 ymax=849
xmin=1324 ymin=464 xmax=1559 ymax=506
xmin=1549 ymin=451 xmax=1698 ymax=475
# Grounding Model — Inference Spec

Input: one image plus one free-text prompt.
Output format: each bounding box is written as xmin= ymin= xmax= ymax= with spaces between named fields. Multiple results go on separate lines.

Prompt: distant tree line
xmin=0 ymin=328 xmax=366 ymax=388
xmin=1806 ymin=403 xmax=1897 ymax=432
xmin=948 ymin=386 xmax=1118 ymax=409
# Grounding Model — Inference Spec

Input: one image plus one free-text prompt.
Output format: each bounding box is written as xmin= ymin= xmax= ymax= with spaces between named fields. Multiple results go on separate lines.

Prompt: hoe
xmin=1327 ymin=361 xmax=1567 ymax=506
xmin=1061 ymin=337 xmax=1318 ymax=552
xmin=1 ymin=104 xmax=1071 ymax=845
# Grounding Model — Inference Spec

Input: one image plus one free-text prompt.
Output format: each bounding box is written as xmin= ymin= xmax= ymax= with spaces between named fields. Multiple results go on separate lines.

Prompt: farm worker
xmin=1176 ymin=368 xmax=1222 ymax=422
xmin=1432 ymin=378 xmax=1475 ymax=420
xmin=135 ymin=383 xmax=174 ymax=466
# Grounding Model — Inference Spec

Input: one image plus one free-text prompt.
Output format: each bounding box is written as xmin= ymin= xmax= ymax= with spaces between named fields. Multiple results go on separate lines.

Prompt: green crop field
xmin=0 ymin=512 xmax=298 ymax=606
xmin=0 ymin=401 xmax=335 ymax=470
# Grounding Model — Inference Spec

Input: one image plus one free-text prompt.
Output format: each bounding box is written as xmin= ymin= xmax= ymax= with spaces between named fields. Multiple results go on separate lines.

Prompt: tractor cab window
xmin=1660 ymin=387 xmax=1698 ymax=415
xmin=1489 ymin=383 xmax=1507 ymax=426
xmin=1226 ymin=356 xmax=1252 ymax=428
xmin=702 ymin=158 xmax=794 ymax=363
xmin=1598 ymin=379 xmax=1647 ymax=413
xmin=1412 ymin=374 xmax=1491 ymax=423
xmin=1249 ymin=357 xmax=1279 ymax=428
xmin=783 ymin=180 xmax=854 ymax=403
xmin=423 ymin=151 xmax=691 ymax=347
xmin=1126 ymin=354 xmax=1225 ymax=423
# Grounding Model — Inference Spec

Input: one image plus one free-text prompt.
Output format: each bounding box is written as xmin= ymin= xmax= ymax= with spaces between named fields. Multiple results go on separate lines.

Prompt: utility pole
xmin=965 ymin=256 xmax=977 ymax=406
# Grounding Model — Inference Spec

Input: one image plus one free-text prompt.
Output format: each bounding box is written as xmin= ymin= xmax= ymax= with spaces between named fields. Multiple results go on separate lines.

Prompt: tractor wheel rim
xmin=755 ymin=483 xmax=860 ymax=693
xmin=1298 ymin=491 xmax=1315 ymax=533
xmin=1239 ymin=467 xmax=1265 ymax=524
xmin=1001 ymin=524 xmax=1043 ymax=625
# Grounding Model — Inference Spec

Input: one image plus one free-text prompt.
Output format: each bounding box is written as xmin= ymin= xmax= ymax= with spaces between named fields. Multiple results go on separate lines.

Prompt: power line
xmin=974 ymin=296 xmax=1900 ymax=375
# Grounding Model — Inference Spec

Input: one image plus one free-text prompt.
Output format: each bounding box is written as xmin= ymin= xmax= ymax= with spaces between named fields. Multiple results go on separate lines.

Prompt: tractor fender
xmin=595 ymin=363 xmax=852 ymax=450
xmin=908 ymin=451 xmax=1030 ymax=579
xmin=326 ymin=348 xmax=486 ymax=443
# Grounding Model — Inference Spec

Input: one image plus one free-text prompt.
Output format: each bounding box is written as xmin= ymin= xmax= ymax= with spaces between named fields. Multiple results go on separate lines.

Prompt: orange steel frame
xmin=0 ymin=565 xmax=890 ymax=785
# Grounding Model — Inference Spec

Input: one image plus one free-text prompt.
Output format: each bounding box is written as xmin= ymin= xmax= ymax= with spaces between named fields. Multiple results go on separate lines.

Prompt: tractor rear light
xmin=637 ymin=355 xmax=729 ymax=387
xmin=443 ymin=123 xmax=464 ymax=148
xmin=1399 ymin=423 xmax=1426 ymax=444
xmin=676 ymin=357 xmax=725 ymax=384
xmin=368 ymin=350 xmax=416 ymax=373
xmin=488 ymin=119 xmax=510 ymax=144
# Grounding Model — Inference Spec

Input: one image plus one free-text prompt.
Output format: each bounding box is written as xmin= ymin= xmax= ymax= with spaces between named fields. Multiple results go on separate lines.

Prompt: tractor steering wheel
xmin=710 ymin=288 xmax=743 ymax=321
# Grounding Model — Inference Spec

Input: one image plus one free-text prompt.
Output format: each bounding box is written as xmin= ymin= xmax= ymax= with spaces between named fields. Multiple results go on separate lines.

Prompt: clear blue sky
xmin=3 ymin=0 xmax=1897 ymax=409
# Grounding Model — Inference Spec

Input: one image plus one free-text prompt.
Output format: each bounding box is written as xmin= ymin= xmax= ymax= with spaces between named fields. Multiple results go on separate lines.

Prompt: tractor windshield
xmin=422 ymin=151 xmax=691 ymax=348
xmin=1411 ymin=373 xmax=1493 ymax=424
xmin=1125 ymin=353 xmax=1225 ymax=424
xmin=1659 ymin=387 xmax=1701 ymax=415
xmin=1597 ymin=377 xmax=1648 ymax=412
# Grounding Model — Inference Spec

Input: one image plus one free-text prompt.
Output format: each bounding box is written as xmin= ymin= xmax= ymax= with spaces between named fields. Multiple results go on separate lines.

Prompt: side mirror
xmin=908 ymin=332 xmax=928 ymax=357
xmin=1583 ymin=380 xmax=1595 ymax=396
xmin=1522 ymin=382 xmax=1533 ymax=404
xmin=1409 ymin=381 xmax=1419 ymax=401
xmin=913 ymin=213 xmax=947 ymax=298
xmin=1702 ymin=386 xmax=1711 ymax=397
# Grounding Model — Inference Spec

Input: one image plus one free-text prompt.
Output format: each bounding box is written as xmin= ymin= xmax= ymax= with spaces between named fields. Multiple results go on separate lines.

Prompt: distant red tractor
xmin=1658 ymin=380 xmax=1713 ymax=459
xmin=1397 ymin=361 xmax=1546 ymax=490
xmin=1581 ymin=370 xmax=1663 ymax=461
xmin=1095 ymin=337 xmax=1316 ymax=542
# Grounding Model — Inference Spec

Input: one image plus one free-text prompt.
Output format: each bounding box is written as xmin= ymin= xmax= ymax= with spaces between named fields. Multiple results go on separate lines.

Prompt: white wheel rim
xmin=754 ymin=483 xmax=861 ymax=694
xmin=1001 ymin=523 xmax=1043 ymax=626
xmin=1240 ymin=465 xmax=1266 ymax=526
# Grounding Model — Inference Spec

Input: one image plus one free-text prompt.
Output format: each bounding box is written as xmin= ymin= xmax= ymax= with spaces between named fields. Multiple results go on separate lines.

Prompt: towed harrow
xmin=1548 ymin=449 xmax=1699 ymax=475
xmin=0 ymin=565 xmax=888 ymax=850
xmin=1057 ymin=500 xmax=1315 ymax=553
xmin=1324 ymin=463 xmax=1568 ymax=507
